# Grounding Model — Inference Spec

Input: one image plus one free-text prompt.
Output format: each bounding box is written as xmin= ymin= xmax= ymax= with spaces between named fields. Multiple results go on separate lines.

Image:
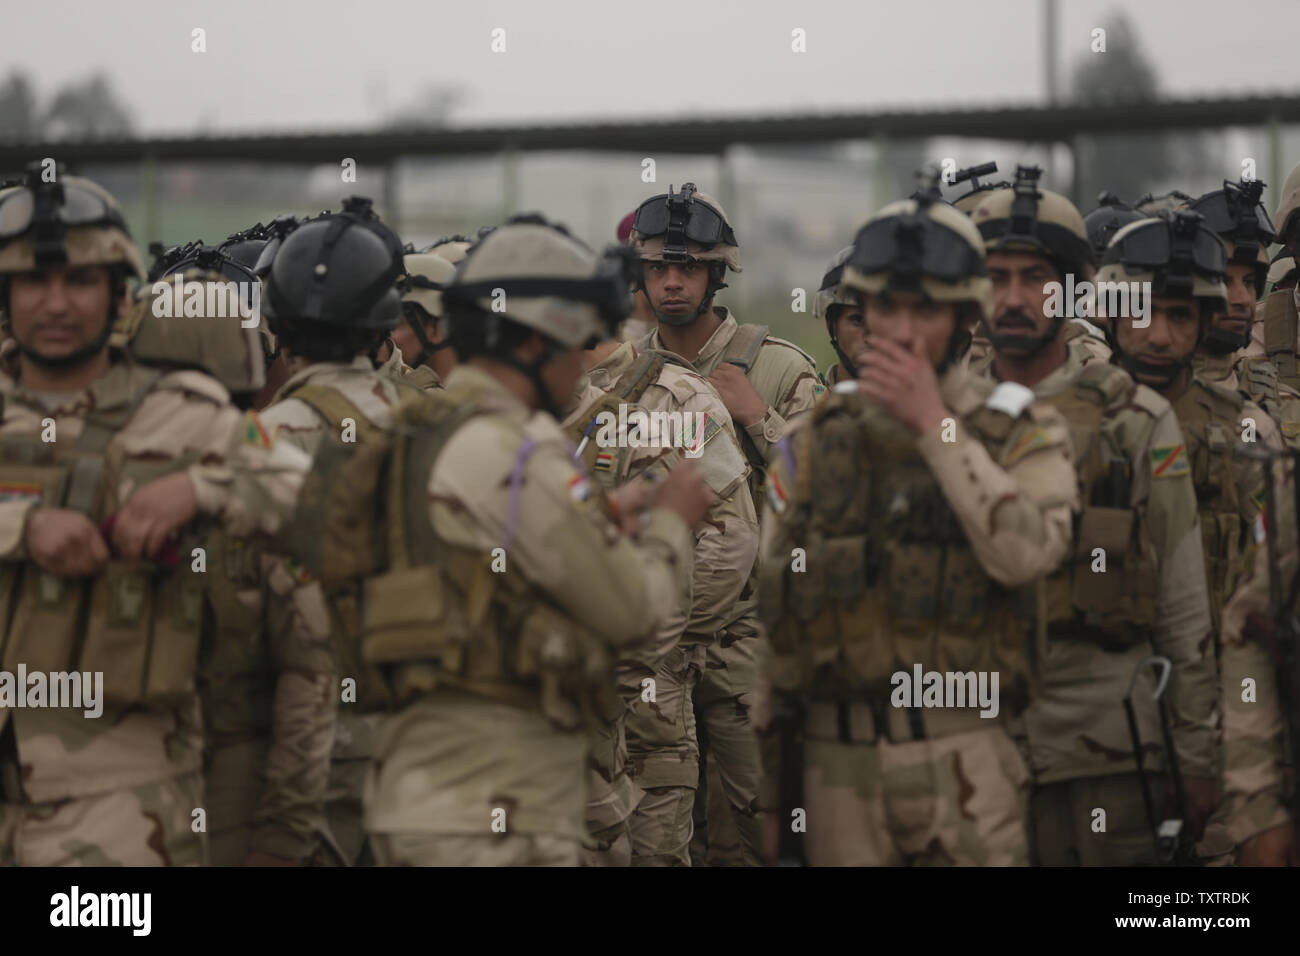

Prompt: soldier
xmin=1187 ymin=179 xmax=1300 ymax=450
xmin=758 ymin=193 xmax=1078 ymax=866
xmin=0 ymin=166 xmax=304 ymax=866
xmin=250 ymin=197 xmax=426 ymax=867
xmin=969 ymin=172 xmax=1219 ymax=866
xmin=1243 ymin=163 xmax=1300 ymax=391
xmin=814 ymin=246 xmax=863 ymax=388
xmin=1099 ymin=210 xmax=1288 ymax=863
xmin=1268 ymin=255 xmax=1297 ymax=295
xmin=564 ymin=328 xmax=757 ymax=866
xmin=628 ymin=183 xmax=821 ymax=865
xmin=357 ymin=215 xmax=711 ymax=866
xmin=375 ymin=250 xmax=457 ymax=391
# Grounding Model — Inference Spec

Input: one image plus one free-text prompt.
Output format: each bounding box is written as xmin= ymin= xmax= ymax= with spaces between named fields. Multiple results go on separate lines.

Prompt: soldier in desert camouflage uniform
xmin=249 ymin=198 xmax=425 ymax=867
xmin=628 ymin=184 xmax=819 ymax=864
xmin=565 ymin=331 xmax=756 ymax=865
xmin=759 ymin=193 xmax=1078 ymax=866
xmin=1099 ymin=210 xmax=1290 ymax=863
xmin=356 ymin=215 xmax=710 ymax=866
xmin=968 ymin=170 xmax=1219 ymax=866
xmin=375 ymin=250 xmax=457 ymax=392
xmin=0 ymin=166 xmax=305 ymax=866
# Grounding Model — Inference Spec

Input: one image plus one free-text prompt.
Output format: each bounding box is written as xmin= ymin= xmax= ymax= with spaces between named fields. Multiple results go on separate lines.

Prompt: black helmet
xmin=1083 ymin=192 xmax=1143 ymax=262
xmin=262 ymin=197 xmax=403 ymax=333
xmin=218 ymin=223 xmax=275 ymax=272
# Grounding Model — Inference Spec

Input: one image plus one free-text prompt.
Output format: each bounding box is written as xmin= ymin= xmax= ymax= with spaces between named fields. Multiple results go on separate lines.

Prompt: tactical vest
xmin=1172 ymin=380 xmax=1253 ymax=629
xmin=1233 ymin=356 xmax=1300 ymax=450
xmin=1040 ymin=362 xmax=1160 ymax=648
xmin=1261 ymin=289 xmax=1300 ymax=390
xmin=286 ymin=390 xmax=621 ymax=731
xmin=564 ymin=349 xmax=694 ymax=489
xmin=759 ymin=390 xmax=1041 ymax=715
xmin=0 ymin=364 xmax=207 ymax=706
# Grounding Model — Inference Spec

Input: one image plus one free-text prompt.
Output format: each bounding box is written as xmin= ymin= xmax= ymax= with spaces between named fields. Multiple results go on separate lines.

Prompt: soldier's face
xmin=8 ymin=264 xmax=114 ymax=360
xmin=539 ymin=343 xmax=586 ymax=411
xmin=830 ymin=305 xmax=866 ymax=365
xmin=1115 ymin=296 xmax=1201 ymax=384
xmin=391 ymin=310 xmax=442 ymax=366
xmin=1215 ymin=262 xmax=1257 ymax=337
xmin=986 ymin=251 xmax=1059 ymax=351
xmin=863 ymin=292 xmax=958 ymax=369
xmin=642 ymin=260 xmax=711 ymax=319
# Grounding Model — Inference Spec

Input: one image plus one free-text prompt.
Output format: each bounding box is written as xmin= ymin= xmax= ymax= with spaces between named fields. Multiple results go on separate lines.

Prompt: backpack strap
xmin=287 ymin=383 xmax=385 ymax=444
xmin=719 ymin=324 xmax=770 ymax=374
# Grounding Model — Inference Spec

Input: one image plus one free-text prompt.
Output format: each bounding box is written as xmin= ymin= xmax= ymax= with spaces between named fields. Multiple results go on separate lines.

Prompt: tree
xmin=0 ymin=71 xmax=39 ymax=141
xmin=43 ymin=72 xmax=134 ymax=140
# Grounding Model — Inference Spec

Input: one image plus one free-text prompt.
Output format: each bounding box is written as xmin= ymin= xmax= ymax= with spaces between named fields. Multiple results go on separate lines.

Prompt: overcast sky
xmin=5 ymin=0 xmax=1297 ymax=135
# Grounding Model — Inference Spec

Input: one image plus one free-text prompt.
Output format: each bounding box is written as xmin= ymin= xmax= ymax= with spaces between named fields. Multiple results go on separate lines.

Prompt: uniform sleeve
xmin=248 ymin=557 xmax=337 ymax=862
xmin=431 ymin=426 xmax=695 ymax=650
xmin=743 ymin=358 xmax=822 ymax=462
xmin=914 ymin=406 xmax=1077 ymax=588
xmin=1138 ymin=409 xmax=1218 ymax=779
xmin=187 ymin=407 xmax=312 ymax=541
xmin=0 ymin=501 xmax=36 ymax=560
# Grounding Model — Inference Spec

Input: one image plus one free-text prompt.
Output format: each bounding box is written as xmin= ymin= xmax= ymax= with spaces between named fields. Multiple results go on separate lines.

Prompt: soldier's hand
xmin=112 ymin=471 xmax=198 ymax=561
xmin=855 ymin=337 xmax=949 ymax=436
xmin=1236 ymin=823 xmax=1298 ymax=866
xmin=24 ymin=507 xmax=110 ymax=576
xmin=608 ymin=478 xmax=657 ymax=535
xmin=242 ymin=850 xmax=298 ymax=867
xmin=1167 ymin=775 xmax=1218 ymax=842
xmin=708 ymin=362 xmax=768 ymax=427
xmin=655 ymin=460 xmax=713 ymax=529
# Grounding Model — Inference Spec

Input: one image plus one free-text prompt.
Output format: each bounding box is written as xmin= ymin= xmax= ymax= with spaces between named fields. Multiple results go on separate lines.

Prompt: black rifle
xmin=1123 ymin=655 xmax=1195 ymax=864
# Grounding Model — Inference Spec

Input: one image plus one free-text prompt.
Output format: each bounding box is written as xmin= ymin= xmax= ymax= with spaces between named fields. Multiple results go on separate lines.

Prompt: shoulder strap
xmin=719 ymin=324 xmax=770 ymax=374
xmin=288 ymin=383 xmax=384 ymax=444
xmin=76 ymin=364 xmax=166 ymax=452
xmin=615 ymin=350 xmax=669 ymax=404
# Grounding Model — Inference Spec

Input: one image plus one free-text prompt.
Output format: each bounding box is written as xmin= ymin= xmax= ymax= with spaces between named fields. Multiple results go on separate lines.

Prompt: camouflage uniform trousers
xmin=802 ymin=704 xmax=1030 ymax=866
xmin=203 ymin=736 xmax=268 ymax=866
xmin=1028 ymin=772 xmax=1166 ymax=866
xmin=690 ymin=620 xmax=767 ymax=867
xmin=625 ymin=643 xmax=705 ymax=865
xmin=0 ymin=771 xmax=207 ymax=866
xmin=318 ymin=711 xmax=381 ymax=866
xmin=372 ymin=832 xmax=580 ymax=866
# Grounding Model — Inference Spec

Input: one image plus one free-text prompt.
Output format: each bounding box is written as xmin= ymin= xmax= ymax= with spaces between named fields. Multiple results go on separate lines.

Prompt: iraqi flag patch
xmin=1150 ymin=444 xmax=1189 ymax=479
xmin=593 ymin=451 xmax=614 ymax=472
xmin=0 ymin=482 xmax=42 ymax=505
xmin=568 ymin=472 xmax=592 ymax=503
xmin=766 ymin=470 xmax=789 ymax=515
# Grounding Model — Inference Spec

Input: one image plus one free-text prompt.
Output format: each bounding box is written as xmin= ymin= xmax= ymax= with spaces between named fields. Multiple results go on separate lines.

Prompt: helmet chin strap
xmin=641 ymin=262 xmax=727 ymax=328
xmin=1201 ymin=323 xmax=1250 ymax=354
xmin=1117 ymin=352 xmax=1189 ymax=389
xmin=826 ymin=320 xmax=859 ymax=378
xmin=14 ymin=310 xmax=115 ymax=371
xmin=497 ymin=345 xmax=568 ymax=419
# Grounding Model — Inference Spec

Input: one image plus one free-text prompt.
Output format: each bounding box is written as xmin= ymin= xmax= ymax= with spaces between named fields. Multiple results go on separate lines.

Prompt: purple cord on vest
xmin=505 ymin=436 xmax=538 ymax=553
xmin=777 ymin=435 xmax=795 ymax=478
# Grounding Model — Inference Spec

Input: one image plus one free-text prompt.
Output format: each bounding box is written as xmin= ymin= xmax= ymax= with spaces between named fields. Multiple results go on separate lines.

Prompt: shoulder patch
xmin=242 ymin=410 xmax=273 ymax=449
xmin=1150 ymin=443 xmax=1190 ymax=479
xmin=1003 ymin=426 xmax=1056 ymax=465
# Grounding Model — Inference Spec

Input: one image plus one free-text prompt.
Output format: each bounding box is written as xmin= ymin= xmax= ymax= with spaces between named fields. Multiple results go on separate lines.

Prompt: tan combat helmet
xmin=1275 ymin=162 xmax=1300 ymax=249
xmin=629 ymin=183 xmax=740 ymax=326
xmin=968 ymin=165 xmax=1093 ymax=355
xmin=841 ymin=193 xmax=992 ymax=370
xmin=1268 ymin=254 xmax=1298 ymax=292
xmin=815 ymin=245 xmax=862 ymax=374
xmin=948 ymin=161 xmax=1010 ymax=215
xmin=1135 ymin=189 xmax=1194 ymax=217
xmin=423 ymin=234 xmax=474 ymax=265
xmin=396 ymin=251 xmax=457 ymax=366
xmin=1097 ymin=211 xmax=1228 ymax=386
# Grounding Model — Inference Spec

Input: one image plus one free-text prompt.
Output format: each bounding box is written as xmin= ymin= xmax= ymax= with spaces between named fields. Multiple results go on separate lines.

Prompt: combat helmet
xmin=1083 ymin=192 xmax=1143 ymax=262
xmin=814 ymin=245 xmax=862 ymax=375
xmin=441 ymin=212 xmax=635 ymax=415
xmin=629 ymin=183 xmax=740 ymax=325
xmin=969 ymin=165 xmax=1093 ymax=355
xmin=1274 ymin=161 xmax=1300 ymax=249
xmin=1096 ymin=210 xmax=1228 ymax=386
xmin=1189 ymin=177 xmax=1276 ymax=351
xmin=842 ymin=191 xmax=992 ymax=370
xmin=0 ymin=162 xmax=146 ymax=367
xmin=262 ymin=197 xmax=404 ymax=362
xmin=396 ymin=250 xmax=457 ymax=366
